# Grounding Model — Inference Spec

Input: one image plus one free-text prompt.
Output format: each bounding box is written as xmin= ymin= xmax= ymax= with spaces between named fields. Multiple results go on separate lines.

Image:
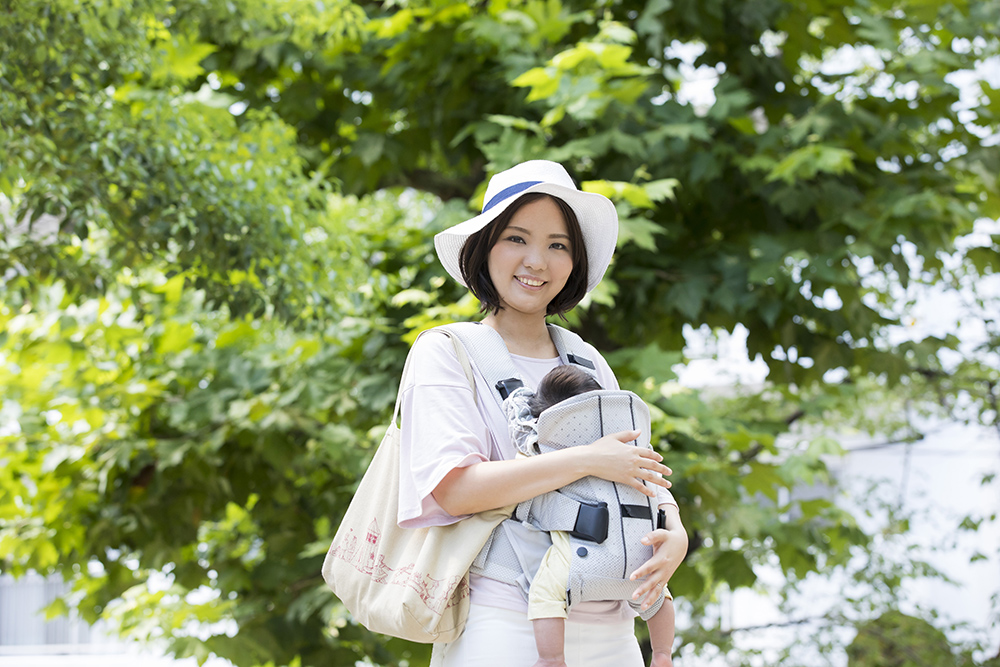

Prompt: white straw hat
xmin=434 ymin=160 xmax=619 ymax=293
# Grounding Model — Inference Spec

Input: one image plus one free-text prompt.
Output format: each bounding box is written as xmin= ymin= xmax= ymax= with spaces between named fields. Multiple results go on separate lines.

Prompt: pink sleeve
xmin=397 ymin=331 xmax=493 ymax=528
xmin=657 ymin=487 xmax=678 ymax=508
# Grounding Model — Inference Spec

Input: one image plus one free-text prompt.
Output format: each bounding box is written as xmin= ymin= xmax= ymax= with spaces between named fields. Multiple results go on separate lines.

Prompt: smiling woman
xmin=388 ymin=160 xmax=689 ymax=666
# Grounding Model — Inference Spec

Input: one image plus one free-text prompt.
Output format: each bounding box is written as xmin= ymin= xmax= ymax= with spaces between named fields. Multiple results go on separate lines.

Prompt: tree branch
xmin=721 ymin=615 xmax=824 ymax=637
xmin=382 ymin=164 xmax=486 ymax=201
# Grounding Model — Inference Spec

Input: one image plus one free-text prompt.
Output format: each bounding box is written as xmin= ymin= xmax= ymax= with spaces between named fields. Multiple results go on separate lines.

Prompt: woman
xmin=397 ymin=160 xmax=688 ymax=666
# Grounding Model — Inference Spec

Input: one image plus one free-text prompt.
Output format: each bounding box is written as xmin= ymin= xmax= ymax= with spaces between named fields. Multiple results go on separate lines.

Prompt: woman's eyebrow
xmin=506 ymin=225 xmax=570 ymax=240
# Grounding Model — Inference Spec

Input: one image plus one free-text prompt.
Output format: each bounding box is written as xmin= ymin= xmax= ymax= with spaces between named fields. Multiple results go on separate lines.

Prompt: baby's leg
xmin=531 ymin=617 xmax=567 ymax=667
xmin=646 ymin=597 xmax=676 ymax=667
xmin=528 ymin=532 xmax=573 ymax=667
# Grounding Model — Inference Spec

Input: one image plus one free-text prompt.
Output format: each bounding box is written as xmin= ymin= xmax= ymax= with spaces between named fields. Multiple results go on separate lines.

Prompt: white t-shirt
xmin=397 ymin=327 xmax=676 ymax=622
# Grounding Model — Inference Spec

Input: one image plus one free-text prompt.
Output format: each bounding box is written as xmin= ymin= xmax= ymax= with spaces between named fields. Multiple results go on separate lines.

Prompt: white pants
xmin=430 ymin=604 xmax=644 ymax=667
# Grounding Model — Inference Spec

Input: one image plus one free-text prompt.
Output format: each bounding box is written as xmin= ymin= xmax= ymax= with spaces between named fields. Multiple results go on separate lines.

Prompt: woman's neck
xmin=482 ymin=312 xmax=558 ymax=358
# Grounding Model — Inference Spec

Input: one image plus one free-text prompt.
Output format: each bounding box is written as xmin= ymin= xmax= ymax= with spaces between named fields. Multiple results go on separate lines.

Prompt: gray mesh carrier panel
xmin=534 ymin=389 xmax=661 ymax=617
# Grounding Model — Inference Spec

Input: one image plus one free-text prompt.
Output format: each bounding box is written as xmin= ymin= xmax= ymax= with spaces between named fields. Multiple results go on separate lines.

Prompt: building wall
xmin=0 ymin=573 xmax=110 ymax=650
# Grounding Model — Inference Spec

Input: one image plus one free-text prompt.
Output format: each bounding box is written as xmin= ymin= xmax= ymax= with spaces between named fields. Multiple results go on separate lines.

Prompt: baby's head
xmin=528 ymin=365 xmax=603 ymax=418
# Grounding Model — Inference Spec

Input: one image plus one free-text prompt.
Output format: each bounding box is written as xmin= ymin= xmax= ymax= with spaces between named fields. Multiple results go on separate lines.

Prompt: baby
xmin=504 ymin=365 xmax=676 ymax=667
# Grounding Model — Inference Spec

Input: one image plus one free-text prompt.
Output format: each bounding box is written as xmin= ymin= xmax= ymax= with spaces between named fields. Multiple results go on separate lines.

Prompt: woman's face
xmin=487 ymin=196 xmax=574 ymax=319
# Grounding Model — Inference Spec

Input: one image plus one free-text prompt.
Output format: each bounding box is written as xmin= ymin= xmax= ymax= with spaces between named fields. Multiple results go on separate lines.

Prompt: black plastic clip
xmin=570 ymin=501 xmax=609 ymax=543
xmin=496 ymin=378 xmax=524 ymax=400
xmin=566 ymin=353 xmax=596 ymax=370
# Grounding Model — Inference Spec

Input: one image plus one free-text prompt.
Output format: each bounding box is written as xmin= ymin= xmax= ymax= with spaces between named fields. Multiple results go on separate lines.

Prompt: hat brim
xmin=434 ymin=182 xmax=618 ymax=293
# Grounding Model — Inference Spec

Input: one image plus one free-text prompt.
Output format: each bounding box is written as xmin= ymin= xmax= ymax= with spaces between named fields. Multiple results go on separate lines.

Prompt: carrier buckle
xmin=496 ymin=378 xmax=524 ymax=400
xmin=570 ymin=501 xmax=609 ymax=543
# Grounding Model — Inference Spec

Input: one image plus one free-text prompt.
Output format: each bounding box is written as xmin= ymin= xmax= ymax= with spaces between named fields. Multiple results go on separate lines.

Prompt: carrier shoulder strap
xmin=438 ymin=322 xmax=598 ymax=411
xmin=546 ymin=324 xmax=598 ymax=374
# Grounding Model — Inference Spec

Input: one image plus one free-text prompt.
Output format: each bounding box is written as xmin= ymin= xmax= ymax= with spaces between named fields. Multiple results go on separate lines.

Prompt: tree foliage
xmin=848 ymin=610 xmax=984 ymax=667
xmin=2 ymin=0 xmax=998 ymax=665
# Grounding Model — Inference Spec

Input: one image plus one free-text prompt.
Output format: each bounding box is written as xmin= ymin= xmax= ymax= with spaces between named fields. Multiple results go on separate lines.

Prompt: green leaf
xmin=631 ymin=343 xmax=682 ymax=383
xmin=618 ymin=216 xmax=664 ymax=251
xmin=153 ymin=36 xmax=217 ymax=84
xmin=767 ymin=145 xmax=856 ymax=184
xmin=742 ymin=462 xmax=783 ymax=502
xmin=354 ymin=133 xmax=386 ymax=167
xmin=512 ymin=67 xmax=560 ymax=100
xmin=712 ymin=550 xmax=757 ymax=589
xmin=155 ymin=274 xmax=185 ymax=304
xmin=666 ymin=280 xmax=708 ymax=319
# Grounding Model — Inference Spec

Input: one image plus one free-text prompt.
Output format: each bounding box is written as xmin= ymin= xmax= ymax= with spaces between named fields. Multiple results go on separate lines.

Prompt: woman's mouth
xmin=516 ymin=276 xmax=545 ymax=288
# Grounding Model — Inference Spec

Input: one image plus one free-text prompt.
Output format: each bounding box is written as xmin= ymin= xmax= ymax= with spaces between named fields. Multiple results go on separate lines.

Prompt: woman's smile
xmin=515 ymin=275 xmax=546 ymax=289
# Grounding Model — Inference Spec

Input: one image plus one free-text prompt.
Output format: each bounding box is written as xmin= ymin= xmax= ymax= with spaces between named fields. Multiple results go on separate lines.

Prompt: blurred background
xmin=1 ymin=0 xmax=998 ymax=665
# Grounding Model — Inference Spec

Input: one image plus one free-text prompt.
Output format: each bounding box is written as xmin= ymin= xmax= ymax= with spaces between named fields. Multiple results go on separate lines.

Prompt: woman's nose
xmin=523 ymin=245 xmax=546 ymax=270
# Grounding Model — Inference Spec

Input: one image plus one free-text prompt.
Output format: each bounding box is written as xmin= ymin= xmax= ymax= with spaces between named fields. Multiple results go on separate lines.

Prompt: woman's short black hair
xmin=458 ymin=192 xmax=589 ymax=317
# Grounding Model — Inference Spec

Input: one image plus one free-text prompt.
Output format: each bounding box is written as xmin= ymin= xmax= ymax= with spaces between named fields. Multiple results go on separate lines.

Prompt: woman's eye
xmin=551 ymin=242 xmax=568 ymax=251
xmin=506 ymin=235 xmax=525 ymax=244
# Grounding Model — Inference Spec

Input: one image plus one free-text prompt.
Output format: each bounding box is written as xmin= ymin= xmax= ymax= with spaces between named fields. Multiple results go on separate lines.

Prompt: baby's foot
xmin=532 ymin=658 xmax=568 ymax=667
xmin=649 ymin=653 xmax=673 ymax=667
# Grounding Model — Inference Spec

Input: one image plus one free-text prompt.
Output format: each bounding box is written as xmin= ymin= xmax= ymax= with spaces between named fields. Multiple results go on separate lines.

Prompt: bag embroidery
xmin=330 ymin=519 xmax=470 ymax=614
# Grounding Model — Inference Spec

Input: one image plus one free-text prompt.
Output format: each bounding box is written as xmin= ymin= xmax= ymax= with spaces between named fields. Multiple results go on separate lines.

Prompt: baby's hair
xmin=528 ymin=365 xmax=603 ymax=418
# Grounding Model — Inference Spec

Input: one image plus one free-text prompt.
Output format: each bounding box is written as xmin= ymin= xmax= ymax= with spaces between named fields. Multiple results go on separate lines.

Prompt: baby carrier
xmin=440 ymin=322 xmax=666 ymax=619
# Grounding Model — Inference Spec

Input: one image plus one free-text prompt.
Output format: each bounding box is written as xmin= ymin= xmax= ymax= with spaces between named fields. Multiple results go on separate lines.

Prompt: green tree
xmin=1 ymin=0 xmax=998 ymax=665
xmin=848 ymin=610 xmax=975 ymax=667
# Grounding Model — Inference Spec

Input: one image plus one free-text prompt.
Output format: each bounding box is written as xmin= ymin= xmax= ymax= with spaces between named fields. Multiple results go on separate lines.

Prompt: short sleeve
xmin=397 ymin=331 xmax=493 ymax=528
xmin=656 ymin=487 xmax=677 ymax=508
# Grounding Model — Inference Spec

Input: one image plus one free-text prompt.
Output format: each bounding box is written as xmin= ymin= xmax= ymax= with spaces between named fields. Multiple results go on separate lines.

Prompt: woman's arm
xmin=630 ymin=504 xmax=688 ymax=610
xmin=432 ymin=429 xmax=673 ymax=516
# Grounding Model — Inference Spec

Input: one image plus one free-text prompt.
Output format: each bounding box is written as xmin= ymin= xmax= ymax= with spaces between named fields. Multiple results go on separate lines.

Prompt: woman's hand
xmin=630 ymin=505 xmax=688 ymax=610
xmin=582 ymin=430 xmax=672 ymax=498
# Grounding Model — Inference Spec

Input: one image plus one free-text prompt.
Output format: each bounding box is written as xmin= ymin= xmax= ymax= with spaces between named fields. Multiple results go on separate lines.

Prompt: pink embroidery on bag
xmin=331 ymin=519 xmax=471 ymax=614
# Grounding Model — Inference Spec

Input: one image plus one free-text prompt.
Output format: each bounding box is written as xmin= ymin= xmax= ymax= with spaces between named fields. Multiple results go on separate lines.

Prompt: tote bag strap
xmin=390 ymin=328 xmax=478 ymax=428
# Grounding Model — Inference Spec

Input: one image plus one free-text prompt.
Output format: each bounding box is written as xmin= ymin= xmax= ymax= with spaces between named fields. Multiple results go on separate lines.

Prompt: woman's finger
xmin=644 ymin=470 xmax=672 ymax=489
xmin=636 ymin=450 xmax=671 ymax=475
xmin=641 ymin=583 xmax=664 ymax=610
xmin=630 ymin=573 xmax=667 ymax=609
xmin=636 ymin=480 xmax=657 ymax=497
xmin=611 ymin=429 xmax=643 ymax=443
xmin=637 ymin=447 xmax=664 ymax=462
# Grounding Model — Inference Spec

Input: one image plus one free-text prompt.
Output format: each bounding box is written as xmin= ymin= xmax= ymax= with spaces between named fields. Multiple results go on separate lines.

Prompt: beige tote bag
xmin=322 ymin=329 xmax=513 ymax=643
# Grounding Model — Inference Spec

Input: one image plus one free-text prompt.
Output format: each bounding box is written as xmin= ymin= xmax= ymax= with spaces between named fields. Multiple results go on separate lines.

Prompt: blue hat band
xmin=482 ymin=181 xmax=543 ymax=213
